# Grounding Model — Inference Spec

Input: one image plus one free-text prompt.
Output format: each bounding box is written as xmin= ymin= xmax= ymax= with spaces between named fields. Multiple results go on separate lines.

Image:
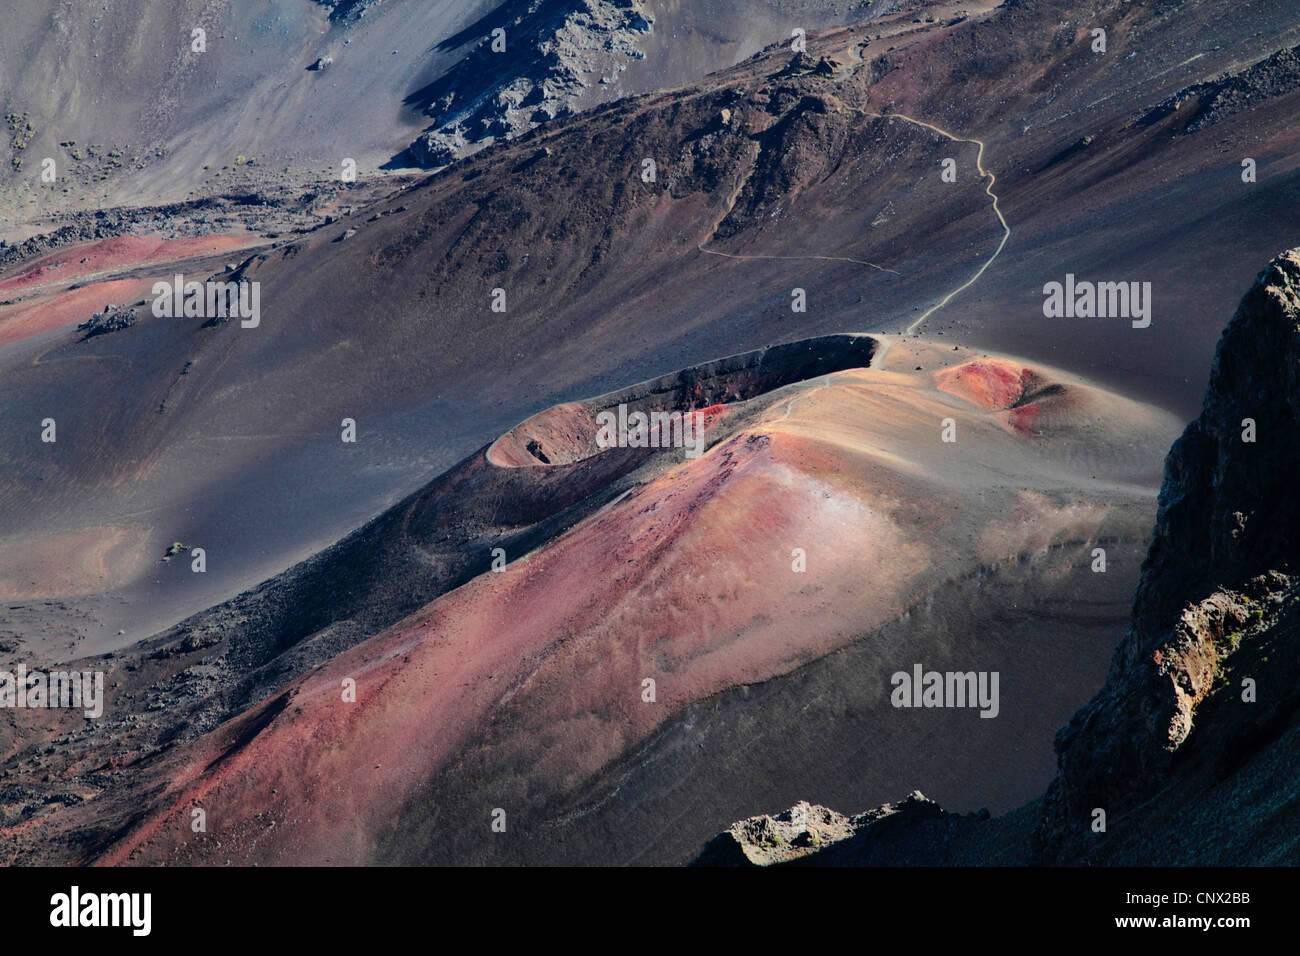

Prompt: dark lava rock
xmin=77 ymin=304 xmax=138 ymax=340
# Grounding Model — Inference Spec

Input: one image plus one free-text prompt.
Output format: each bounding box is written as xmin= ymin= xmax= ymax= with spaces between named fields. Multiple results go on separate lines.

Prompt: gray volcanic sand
xmin=5 ymin=0 xmax=1300 ymax=658
xmin=0 ymin=3 xmax=1298 ymax=868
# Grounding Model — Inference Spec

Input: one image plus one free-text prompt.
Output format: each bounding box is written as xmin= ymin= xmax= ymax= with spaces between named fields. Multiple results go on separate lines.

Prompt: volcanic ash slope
xmin=86 ymin=335 xmax=1179 ymax=865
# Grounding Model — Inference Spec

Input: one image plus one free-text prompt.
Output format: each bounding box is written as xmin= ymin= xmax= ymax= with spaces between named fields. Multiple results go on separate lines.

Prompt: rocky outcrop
xmin=410 ymin=0 xmax=654 ymax=167
xmin=694 ymin=793 xmax=947 ymax=866
xmin=77 ymin=303 xmax=137 ymax=340
xmin=314 ymin=0 xmax=385 ymax=22
xmin=1136 ymin=43 xmax=1300 ymax=133
xmin=1035 ymin=250 xmax=1300 ymax=858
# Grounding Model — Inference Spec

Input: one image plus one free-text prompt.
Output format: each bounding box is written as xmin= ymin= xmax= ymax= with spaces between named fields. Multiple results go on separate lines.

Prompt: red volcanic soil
xmin=0 ymin=234 xmax=258 ymax=295
xmin=935 ymin=359 xmax=1038 ymax=410
xmin=0 ymin=233 xmax=262 ymax=348
xmin=489 ymin=401 xmax=734 ymax=467
xmin=100 ymin=385 xmax=930 ymax=865
xmin=935 ymin=359 xmax=1077 ymax=436
xmin=0 ymin=278 xmax=152 ymax=348
xmin=1003 ymin=402 xmax=1043 ymax=436
xmin=488 ymin=402 xmax=594 ymax=467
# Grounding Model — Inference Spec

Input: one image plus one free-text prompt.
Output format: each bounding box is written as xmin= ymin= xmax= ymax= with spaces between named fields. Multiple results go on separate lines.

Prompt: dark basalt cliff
xmin=1036 ymin=249 xmax=1300 ymax=861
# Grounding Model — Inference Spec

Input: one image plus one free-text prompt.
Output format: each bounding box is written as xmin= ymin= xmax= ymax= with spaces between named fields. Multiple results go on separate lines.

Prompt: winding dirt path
xmin=877 ymin=112 xmax=1010 ymax=334
xmin=841 ymin=28 xmax=1010 ymax=334
xmin=697 ymin=23 xmax=1011 ymax=336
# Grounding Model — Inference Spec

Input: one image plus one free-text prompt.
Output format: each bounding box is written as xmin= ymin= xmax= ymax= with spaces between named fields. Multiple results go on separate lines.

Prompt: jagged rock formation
xmin=1035 ymin=249 xmax=1300 ymax=860
xmin=314 ymin=0 xmax=386 ymax=22
xmin=410 ymin=0 xmax=654 ymax=167
xmin=695 ymin=793 xmax=949 ymax=866
xmin=1137 ymin=43 xmax=1300 ymax=133
xmin=698 ymin=250 xmax=1300 ymax=866
xmin=77 ymin=303 xmax=136 ymax=340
